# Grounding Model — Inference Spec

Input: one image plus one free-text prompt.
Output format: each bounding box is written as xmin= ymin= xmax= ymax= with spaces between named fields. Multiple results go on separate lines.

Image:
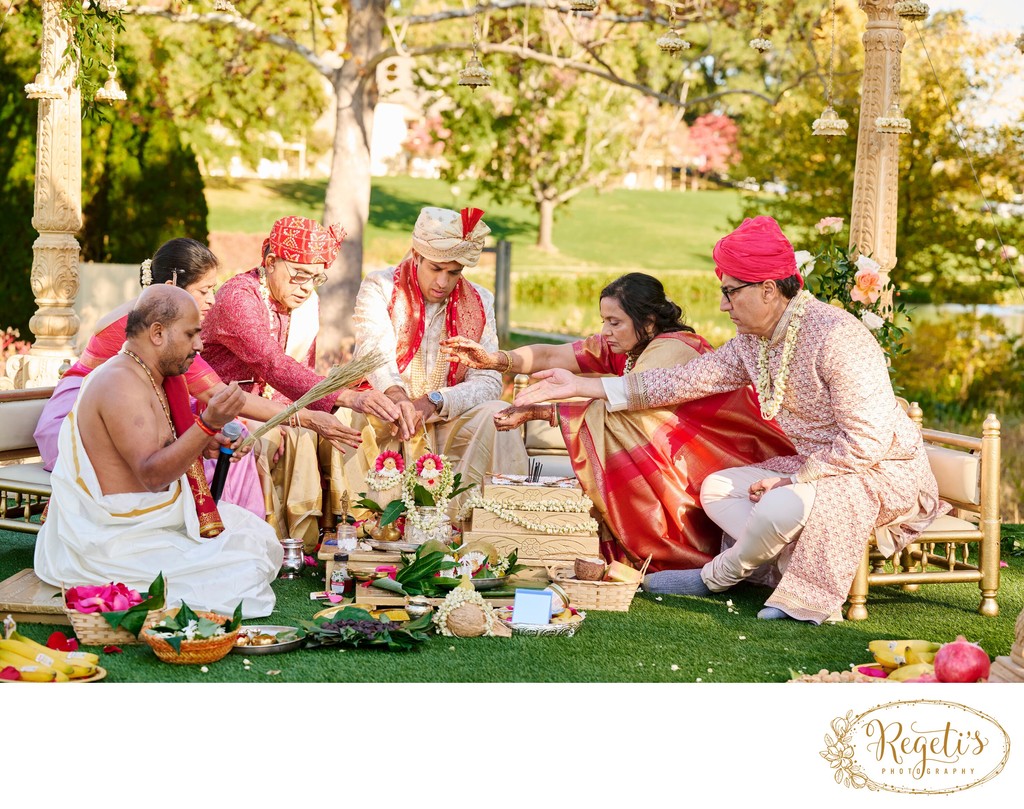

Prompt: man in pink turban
xmin=201 ymin=216 xmax=401 ymax=549
xmin=343 ymin=206 xmax=528 ymax=515
xmin=513 ymin=216 xmax=943 ymax=625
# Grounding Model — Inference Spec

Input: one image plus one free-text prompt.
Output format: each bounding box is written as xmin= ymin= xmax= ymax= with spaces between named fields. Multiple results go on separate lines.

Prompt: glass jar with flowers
xmin=798 ymin=216 xmax=910 ymax=379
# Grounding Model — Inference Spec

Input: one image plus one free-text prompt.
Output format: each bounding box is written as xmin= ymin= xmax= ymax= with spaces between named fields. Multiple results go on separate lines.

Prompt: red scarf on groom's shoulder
xmin=387 ymin=256 xmax=486 ymax=388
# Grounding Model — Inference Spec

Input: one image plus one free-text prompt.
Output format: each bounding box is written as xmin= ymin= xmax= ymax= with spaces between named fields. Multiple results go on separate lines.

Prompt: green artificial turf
xmin=3 ymin=526 xmax=1021 ymax=684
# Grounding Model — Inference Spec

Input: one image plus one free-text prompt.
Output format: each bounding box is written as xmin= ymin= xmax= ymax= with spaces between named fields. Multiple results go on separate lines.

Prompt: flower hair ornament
xmin=140 ymin=259 xmax=153 ymax=287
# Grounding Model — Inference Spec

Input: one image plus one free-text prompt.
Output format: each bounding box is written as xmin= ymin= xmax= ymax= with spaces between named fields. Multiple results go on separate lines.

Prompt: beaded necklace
xmin=121 ymin=348 xmax=176 ymax=437
xmin=754 ymin=291 xmax=811 ymax=421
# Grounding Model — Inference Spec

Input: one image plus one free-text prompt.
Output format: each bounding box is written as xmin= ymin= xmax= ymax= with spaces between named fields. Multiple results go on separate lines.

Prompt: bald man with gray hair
xmin=35 ymin=285 xmax=283 ymax=618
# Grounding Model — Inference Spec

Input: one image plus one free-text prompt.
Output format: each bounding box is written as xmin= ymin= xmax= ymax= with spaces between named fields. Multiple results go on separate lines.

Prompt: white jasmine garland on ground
xmin=433 ymin=586 xmax=499 ymax=637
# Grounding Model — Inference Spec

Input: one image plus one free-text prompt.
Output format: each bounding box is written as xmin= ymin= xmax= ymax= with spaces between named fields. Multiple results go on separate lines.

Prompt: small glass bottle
xmin=330 ymin=552 xmax=353 ymax=598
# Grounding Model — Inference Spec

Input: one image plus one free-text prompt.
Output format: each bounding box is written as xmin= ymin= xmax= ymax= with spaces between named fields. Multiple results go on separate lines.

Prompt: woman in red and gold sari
xmin=441 ymin=272 xmax=795 ymax=573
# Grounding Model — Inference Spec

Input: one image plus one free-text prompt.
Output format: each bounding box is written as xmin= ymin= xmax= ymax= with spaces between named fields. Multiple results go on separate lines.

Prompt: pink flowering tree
xmin=798 ymin=217 xmax=909 ymax=376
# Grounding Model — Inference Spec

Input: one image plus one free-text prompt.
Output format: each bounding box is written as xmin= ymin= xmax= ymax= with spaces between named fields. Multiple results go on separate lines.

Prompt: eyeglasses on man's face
xmin=719 ymin=280 xmax=762 ymax=303
xmin=279 ymin=261 xmax=328 ymax=289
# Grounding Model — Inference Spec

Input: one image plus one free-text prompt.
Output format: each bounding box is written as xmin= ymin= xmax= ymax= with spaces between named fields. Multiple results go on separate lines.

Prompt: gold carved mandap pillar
xmin=850 ymin=0 xmax=906 ymax=281
xmin=6 ymin=0 xmax=83 ymax=389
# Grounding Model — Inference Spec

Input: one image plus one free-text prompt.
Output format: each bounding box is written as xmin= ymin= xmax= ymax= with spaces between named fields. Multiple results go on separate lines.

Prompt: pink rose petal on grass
xmin=304 ymin=554 xmax=316 ymax=567
xmin=0 ymin=666 xmax=21 ymax=681
xmin=1000 ymin=560 xmax=1008 ymax=568
xmin=46 ymin=631 xmax=78 ymax=652
xmin=327 ymin=594 xmax=343 ymax=604
xmin=103 ymin=645 xmax=123 ymax=654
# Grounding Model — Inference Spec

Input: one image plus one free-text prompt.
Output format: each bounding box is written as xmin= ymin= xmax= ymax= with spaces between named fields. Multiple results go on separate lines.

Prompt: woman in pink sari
xmin=34 ymin=238 xmax=361 ymax=521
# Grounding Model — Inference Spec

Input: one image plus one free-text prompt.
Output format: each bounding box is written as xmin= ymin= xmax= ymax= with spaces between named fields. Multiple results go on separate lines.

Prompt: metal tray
xmin=232 ymin=625 xmax=305 ymax=655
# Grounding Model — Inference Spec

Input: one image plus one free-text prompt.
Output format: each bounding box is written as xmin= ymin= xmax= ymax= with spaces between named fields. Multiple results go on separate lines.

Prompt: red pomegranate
xmin=933 ymin=635 xmax=991 ymax=683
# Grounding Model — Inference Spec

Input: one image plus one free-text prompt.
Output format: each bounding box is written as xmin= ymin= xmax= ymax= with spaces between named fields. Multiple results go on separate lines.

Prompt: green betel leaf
xmin=370 ymin=577 xmax=407 ymax=595
xmin=412 ymin=484 xmax=435 ymax=506
xmin=227 ymin=602 xmax=243 ymax=632
xmin=174 ymin=602 xmax=201 ymax=629
xmin=164 ymin=634 xmax=183 ymax=655
xmin=379 ymin=498 xmax=407 ymax=527
xmin=196 ymin=617 xmax=223 ymax=637
xmin=354 ymin=495 xmax=384 ymax=513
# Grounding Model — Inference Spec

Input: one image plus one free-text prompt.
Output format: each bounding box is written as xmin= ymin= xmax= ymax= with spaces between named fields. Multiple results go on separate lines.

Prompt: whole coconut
xmin=446 ymin=603 xmax=488 ymax=637
xmin=575 ymin=557 xmax=607 ymax=581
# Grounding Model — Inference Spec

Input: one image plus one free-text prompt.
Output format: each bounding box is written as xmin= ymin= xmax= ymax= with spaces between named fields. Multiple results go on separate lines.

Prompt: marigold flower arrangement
xmin=799 ymin=215 xmax=909 ymax=375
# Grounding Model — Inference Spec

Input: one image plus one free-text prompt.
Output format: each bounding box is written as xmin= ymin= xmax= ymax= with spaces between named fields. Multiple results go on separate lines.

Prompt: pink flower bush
xmin=65 ymin=582 xmax=143 ymax=613
xmin=815 ymin=216 xmax=844 ymax=235
xmin=851 ymin=256 xmax=883 ymax=304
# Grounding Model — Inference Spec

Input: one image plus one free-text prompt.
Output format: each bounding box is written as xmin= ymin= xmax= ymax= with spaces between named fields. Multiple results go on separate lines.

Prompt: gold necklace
xmin=121 ymin=348 xmax=177 ymax=437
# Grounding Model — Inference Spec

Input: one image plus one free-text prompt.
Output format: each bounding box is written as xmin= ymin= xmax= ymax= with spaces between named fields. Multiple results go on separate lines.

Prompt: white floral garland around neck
xmin=755 ymin=290 xmax=812 ymax=421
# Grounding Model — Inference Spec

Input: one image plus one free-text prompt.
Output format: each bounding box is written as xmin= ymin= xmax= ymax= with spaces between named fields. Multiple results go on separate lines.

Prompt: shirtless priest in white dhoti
xmin=34 ymin=285 xmax=282 ymax=618
xmin=346 ymin=207 xmax=528 ymax=508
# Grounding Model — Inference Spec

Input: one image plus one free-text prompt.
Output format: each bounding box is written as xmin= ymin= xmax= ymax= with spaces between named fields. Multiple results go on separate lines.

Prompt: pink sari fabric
xmin=33 ymin=316 xmax=265 ymax=520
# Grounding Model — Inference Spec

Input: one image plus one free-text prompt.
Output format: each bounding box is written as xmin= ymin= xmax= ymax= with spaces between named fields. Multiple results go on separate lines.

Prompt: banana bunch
xmin=866 ymin=639 xmax=941 ymax=682
xmin=0 ymin=632 xmax=101 ymax=682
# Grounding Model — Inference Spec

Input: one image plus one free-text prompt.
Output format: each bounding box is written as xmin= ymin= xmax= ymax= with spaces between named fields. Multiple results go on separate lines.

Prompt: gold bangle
xmin=496 ymin=350 xmax=513 ymax=374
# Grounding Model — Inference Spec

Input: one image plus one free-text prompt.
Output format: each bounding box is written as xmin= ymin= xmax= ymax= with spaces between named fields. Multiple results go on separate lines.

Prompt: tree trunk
xmin=537 ymin=197 xmax=556 ymax=252
xmin=319 ymin=0 xmax=386 ymax=364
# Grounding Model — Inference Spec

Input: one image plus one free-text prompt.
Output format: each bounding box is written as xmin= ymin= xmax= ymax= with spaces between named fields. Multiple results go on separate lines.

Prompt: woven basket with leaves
xmin=65 ymin=608 xmax=160 ymax=647
xmin=547 ymin=557 xmax=651 ymax=612
xmin=62 ymin=574 xmax=167 ymax=646
xmin=142 ymin=609 xmax=240 ymax=665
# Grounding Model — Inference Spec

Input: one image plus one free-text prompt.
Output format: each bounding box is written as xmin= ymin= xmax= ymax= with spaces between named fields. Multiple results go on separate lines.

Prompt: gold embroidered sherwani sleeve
xmin=436 ymin=286 xmax=503 ymax=419
xmin=792 ymin=319 xmax=897 ymax=484
xmin=353 ymin=270 xmax=406 ymax=394
xmin=624 ymin=338 xmax=750 ymax=411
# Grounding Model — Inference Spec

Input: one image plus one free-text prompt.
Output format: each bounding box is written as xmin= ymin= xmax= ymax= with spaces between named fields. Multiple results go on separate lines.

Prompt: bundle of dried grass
xmin=236 ymin=349 xmax=387 ymax=452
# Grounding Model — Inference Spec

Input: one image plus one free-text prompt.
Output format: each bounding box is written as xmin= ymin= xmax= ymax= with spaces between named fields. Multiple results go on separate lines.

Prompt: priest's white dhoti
xmin=34 ymin=401 xmax=283 ymax=619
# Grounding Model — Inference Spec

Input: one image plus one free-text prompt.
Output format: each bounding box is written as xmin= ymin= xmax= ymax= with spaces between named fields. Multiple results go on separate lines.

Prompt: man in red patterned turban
xmin=343 ymin=207 xmax=528 ymax=514
xmin=201 ymin=216 xmax=400 ymax=549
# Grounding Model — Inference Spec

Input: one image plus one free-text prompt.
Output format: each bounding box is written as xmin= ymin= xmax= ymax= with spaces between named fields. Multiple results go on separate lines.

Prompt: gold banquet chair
xmin=847 ymin=407 xmax=1001 ymax=621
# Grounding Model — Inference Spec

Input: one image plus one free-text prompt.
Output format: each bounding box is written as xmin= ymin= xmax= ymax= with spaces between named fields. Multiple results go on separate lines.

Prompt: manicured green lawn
xmin=3 ymin=526 xmax=1019 ymax=683
xmin=205 ymin=177 xmax=743 ymax=338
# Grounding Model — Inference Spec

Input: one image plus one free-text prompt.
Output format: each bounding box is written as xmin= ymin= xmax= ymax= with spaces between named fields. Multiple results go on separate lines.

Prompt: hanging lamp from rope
xmin=458 ymin=16 xmax=491 ymax=90
xmin=894 ymin=1 xmax=929 ymax=23
xmin=1015 ymin=31 xmax=1024 ymax=54
xmin=812 ymin=0 xmax=849 ymax=138
xmin=569 ymin=0 xmax=599 ymax=11
xmin=94 ymin=29 xmax=127 ymax=104
xmin=25 ymin=69 xmax=65 ymax=100
xmin=750 ymin=1 xmax=772 ymax=54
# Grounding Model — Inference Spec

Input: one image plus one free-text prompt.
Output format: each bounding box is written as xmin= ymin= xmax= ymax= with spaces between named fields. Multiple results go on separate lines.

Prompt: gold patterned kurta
xmin=624 ymin=296 xmax=943 ymax=623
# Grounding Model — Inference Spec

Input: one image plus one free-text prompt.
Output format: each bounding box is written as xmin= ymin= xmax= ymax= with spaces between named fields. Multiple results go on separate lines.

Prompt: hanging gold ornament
xmin=657 ymin=30 xmax=690 ymax=54
xmin=458 ymin=54 xmax=491 ymax=89
xmin=812 ymin=0 xmax=848 ymax=138
xmin=458 ymin=17 xmax=491 ymax=90
xmin=95 ymin=66 xmax=127 ymax=104
xmin=750 ymin=1 xmax=772 ymax=54
xmin=569 ymin=0 xmax=598 ymax=11
xmin=894 ymin=1 xmax=929 ymax=22
xmin=875 ymin=102 xmax=911 ymax=134
xmin=812 ymin=105 xmax=849 ymax=138
xmin=95 ymin=30 xmax=127 ymax=105
xmin=25 ymin=71 xmax=64 ymax=100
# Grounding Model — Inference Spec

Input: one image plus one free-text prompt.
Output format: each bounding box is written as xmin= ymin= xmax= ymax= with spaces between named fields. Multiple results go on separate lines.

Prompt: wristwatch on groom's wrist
xmin=427 ymin=391 xmax=444 ymax=414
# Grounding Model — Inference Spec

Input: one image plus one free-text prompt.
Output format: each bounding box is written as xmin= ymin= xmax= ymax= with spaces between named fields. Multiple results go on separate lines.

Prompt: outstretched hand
xmin=493 ymin=405 xmax=550 ymax=432
xmin=440 ymin=336 xmax=494 ymax=369
xmin=302 ymin=410 xmax=363 ymax=451
xmin=513 ymin=368 xmax=583 ymax=407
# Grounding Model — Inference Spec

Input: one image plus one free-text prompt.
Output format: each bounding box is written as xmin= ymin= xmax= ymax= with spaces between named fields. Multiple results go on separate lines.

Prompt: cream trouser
xmin=699 ymin=465 xmax=817 ymax=592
